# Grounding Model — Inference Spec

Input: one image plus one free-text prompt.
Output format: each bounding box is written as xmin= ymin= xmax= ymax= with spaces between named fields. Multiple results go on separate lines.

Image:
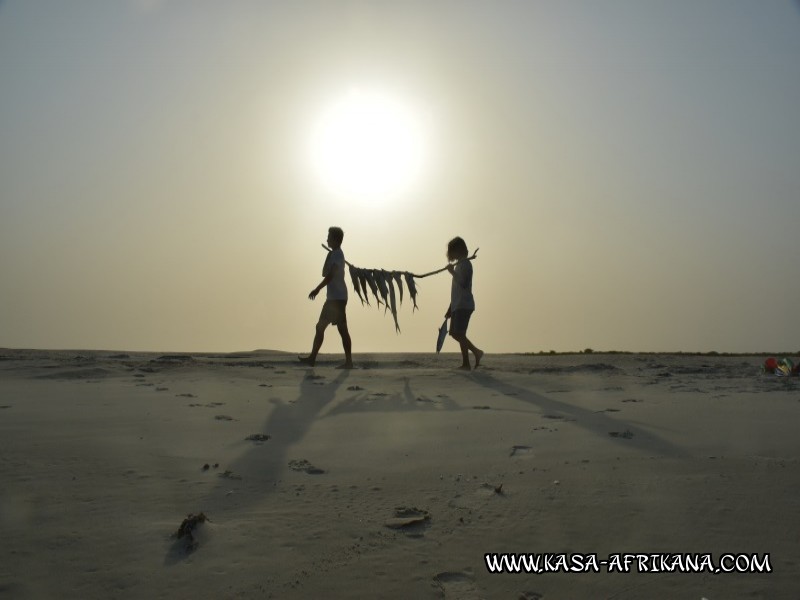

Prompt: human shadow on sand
xmin=165 ymin=368 xmax=350 ymax=564
xmin=469 ymin=371 xmax=686 ymax=458
xmin=219 ymin=367 xmax=349 ymax=498
xmin=323 ymin=376 xmax=462 ymax=417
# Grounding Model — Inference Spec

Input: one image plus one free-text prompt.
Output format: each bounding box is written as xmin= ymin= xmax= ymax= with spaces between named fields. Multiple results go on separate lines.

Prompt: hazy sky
xmin=2 ymin=1 xmax=799 ymax=354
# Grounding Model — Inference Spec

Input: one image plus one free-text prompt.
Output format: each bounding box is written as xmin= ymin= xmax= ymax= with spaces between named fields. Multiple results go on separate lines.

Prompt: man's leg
xmin=336 ymin=321 xmax=353 ymax=368
xmin=299 ymin=321 xmax=327 ymax=366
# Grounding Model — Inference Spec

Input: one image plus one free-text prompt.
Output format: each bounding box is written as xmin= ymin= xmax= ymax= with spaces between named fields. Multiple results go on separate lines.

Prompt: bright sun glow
xmin=309 ymin=88 xmax=428 ymax=200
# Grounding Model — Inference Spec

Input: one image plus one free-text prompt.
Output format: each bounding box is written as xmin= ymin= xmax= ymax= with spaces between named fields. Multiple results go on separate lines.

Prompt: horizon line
xmin=1 ymin=347 xmax=798 ymax=358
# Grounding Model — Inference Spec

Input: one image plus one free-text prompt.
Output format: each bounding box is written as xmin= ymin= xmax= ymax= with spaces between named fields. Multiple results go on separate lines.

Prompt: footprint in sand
xmin=384 ymin=507 xmax=431 ymax=537
xmin=214 ymin=415 xmax=235 ymax=421
xmin=433 ymin=571 xmax=482 ymax=599
xmin=449 ymin=483 xmax=504 ymax=511
xmin=509 ymin=445 xmax=532 ymax=458
xmin=288 ymin=459 xmax=326 ymax=475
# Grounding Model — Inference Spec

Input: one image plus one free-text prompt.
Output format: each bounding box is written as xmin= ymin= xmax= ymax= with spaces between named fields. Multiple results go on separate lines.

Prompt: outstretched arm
xmin=415 ymin=248 xmax=480 ymax=279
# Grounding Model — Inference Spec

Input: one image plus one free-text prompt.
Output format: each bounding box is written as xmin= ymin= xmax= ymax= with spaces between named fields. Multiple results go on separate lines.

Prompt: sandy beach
xmin=1 ymin=349 xmax=798 ymax=599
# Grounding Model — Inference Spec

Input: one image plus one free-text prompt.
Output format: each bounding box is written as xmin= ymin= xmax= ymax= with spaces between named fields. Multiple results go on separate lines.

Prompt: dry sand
xmin=1 ymin=349 xmax=799 ymax=599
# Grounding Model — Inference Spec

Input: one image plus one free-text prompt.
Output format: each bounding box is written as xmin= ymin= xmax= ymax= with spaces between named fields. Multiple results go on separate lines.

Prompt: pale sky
xmin=1 ymin=1 xmax=799 ymax=354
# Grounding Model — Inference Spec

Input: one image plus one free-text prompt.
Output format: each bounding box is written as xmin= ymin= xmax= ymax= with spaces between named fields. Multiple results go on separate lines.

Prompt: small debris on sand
xmin=608 ymin=430 xmax=634 ymax=439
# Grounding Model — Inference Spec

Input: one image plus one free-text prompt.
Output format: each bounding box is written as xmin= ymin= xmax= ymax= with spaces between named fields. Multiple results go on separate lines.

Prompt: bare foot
xmin=336 ymin=362 xmax=354 ymax=370
xmin=474 ymin=349 xmax=484 ymax=368
xmin=457 ymin=364 xmax=471 ymax=371
xmin=298 ymin=355 xmax=315 ymax=366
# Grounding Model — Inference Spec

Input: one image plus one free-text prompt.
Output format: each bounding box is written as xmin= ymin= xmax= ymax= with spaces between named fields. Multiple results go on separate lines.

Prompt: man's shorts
xmin=318 ymin=299 xmax=348 ymax=326
xmin=449 ymin=309 xmax=473 ymax=336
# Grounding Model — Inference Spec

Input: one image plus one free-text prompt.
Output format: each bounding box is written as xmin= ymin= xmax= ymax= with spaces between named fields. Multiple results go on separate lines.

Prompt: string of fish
xmin=321 ymin=244 xmax=479 ymax=334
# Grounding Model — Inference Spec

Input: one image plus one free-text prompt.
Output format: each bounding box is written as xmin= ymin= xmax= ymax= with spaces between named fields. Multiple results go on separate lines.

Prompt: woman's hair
xmin=447 ymin=236 xmax=469 ymax=261
xmin=328 ymin=226 xmax=344 ymax=245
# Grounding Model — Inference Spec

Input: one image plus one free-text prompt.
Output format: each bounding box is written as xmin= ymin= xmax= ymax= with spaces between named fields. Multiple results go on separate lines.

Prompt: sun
xmin=308 ymin=88 xmax=429 ymax=200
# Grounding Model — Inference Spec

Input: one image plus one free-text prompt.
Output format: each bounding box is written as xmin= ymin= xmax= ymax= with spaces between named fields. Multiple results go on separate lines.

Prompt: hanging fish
xmin=364 ymin=269 xmax=382 ymax=307
xmin=348 ymin=264 xmax=365 ymax=305
xmin=374 ymin=269 xmax=390 ymax=309
xmin=403 ymin=272 xmax=419 ymax=312
xmin=392 ymin=271 xmax=404 ymax=305
xmin=386 ymin=272 xmax=400 ymax=333
xmin=357 ymin=269 xmax=371 ymax=306
xmin=436 ymin=319 xmax=448 ymax=353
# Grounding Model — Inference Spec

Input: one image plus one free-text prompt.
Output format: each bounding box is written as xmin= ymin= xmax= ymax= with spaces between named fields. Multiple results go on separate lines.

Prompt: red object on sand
xmin=764 ymin=357 xmax=778 ymax=373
